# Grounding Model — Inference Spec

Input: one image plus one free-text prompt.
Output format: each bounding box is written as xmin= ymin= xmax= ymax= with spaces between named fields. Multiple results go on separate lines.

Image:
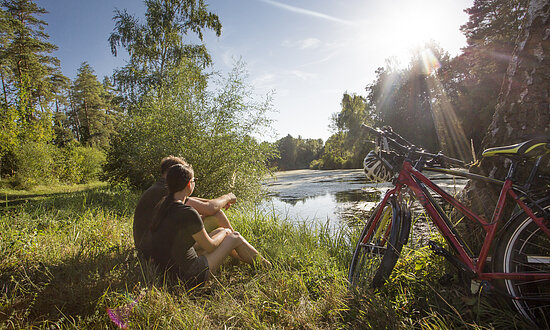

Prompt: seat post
xmin=524 ymin=156 xmax=543 ymax=191
xmin=505 ymin=158 xmax=520 ymax=182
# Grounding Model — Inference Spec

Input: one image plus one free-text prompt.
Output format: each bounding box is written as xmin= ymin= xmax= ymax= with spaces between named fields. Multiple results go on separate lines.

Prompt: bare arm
xmin=186 ymin=193 xmax=237 ymax=216
xmin=192 ymin=228 xmax=230 ymax=253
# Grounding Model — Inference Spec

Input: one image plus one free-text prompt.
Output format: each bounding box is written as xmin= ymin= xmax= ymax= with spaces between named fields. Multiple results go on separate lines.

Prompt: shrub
xmin=104 ymin=61 xmax=276 ymax=201
xmin=14 ymin=141 xmax=62 ymax=188
xmin=62 ymin=146 xmax=106 ymax=183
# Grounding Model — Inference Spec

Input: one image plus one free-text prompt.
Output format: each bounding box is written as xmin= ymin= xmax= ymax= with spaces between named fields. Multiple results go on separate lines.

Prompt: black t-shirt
xmin=133 ymin=179 xmax=168 ymax=258
xmin=150 ymin=201 xmax=204 ymax=272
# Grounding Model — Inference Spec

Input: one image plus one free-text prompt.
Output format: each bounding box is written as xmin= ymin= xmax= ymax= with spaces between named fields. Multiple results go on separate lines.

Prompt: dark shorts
xmin=181 ymin=255 xmax=209 ymax=288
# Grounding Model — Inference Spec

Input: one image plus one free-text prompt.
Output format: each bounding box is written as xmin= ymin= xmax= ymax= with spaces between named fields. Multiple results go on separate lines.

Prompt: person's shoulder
xmin=173 ymin=202 xmax=201 ymax=217
xmin=138 ymin=179 xmax=165 ymax=195
xmin=149 ymin=179 xmax=167 ymax=192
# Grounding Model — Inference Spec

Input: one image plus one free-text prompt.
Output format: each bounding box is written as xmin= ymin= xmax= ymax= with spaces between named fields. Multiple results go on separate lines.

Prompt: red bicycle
xmin=348 ymin=125 xmax=550 ymax=326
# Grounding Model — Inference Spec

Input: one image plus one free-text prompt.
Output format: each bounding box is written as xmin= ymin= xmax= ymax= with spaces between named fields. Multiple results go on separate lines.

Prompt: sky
xmin=36 ymin=0 xmax=473 ymax=142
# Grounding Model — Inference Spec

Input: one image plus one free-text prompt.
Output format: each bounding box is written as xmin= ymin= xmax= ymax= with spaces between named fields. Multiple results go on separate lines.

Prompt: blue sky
xmin=36 ymin=0 xmax=472 ymax=142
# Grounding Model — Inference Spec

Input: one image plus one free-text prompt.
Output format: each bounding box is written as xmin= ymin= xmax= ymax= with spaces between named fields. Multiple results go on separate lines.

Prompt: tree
xmin=318 ymin=132 xmax=353 ymax=169
xmin=367 ymin=44 xmax=453 ymax=153
xmin=69 ymin=62 xmax=117 ymax=149
xmin=480 ymin=0 xmax=548 ymax=147
xmin=1 ymin=0 xmax=64 ymax=109
xmin=462 ymin=0 xmax=549 ymax=221
xmin=104 ymin=61 xmax=276 ymax=200
xmin=108 ymin=0 xmax=222 ymax=109
xmin=277 ymin=134 xmax=297 ymax=170
xmin=273 ymin=135 xmax=324 ymax=170
xmin=447 ymin=0 xmax=529 ymax=154
xmin=0 ymin=0 xmax=63 ymax=174
xmin=105 ymin=1 xmax=276 ymax=199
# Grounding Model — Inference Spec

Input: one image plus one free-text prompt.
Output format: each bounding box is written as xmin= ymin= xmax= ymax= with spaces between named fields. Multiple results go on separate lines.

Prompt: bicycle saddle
xmin=482 ymin=137 xmax=550 ymax=158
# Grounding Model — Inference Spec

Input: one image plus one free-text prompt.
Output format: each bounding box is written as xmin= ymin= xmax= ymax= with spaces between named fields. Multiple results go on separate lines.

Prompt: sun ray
xmin=421 ymin=49 xmax=471 ymax=162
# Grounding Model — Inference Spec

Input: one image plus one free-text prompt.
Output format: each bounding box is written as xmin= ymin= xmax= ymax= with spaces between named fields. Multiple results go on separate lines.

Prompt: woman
xmin=150 ymin=163 xmax=270 ymax=287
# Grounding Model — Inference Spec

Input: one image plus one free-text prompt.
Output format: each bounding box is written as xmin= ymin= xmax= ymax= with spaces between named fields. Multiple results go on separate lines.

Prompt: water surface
xmin=261 ymin=169 xmax=468 ymax=228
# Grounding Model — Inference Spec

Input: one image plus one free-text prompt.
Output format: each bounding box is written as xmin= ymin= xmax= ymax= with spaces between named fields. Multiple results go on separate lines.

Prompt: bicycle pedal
xmin=471 ymin=280 xmax=493 ymax=295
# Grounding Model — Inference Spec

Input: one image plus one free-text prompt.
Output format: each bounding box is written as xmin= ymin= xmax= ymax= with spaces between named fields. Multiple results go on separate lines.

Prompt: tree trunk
xmin=1 ymin=70 xmax=8 ymax=105
xmin=458 ymin=0 xmax=549 ymax=248
xmin=483 ymin=0 xmax=550 ymax=152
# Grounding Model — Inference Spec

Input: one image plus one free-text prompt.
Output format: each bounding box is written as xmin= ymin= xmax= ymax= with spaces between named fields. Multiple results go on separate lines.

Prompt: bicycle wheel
xmin=493 ymin=202 xmax=550 ymax=326
xmin=348 ymin=197 xmax=403 ymax=290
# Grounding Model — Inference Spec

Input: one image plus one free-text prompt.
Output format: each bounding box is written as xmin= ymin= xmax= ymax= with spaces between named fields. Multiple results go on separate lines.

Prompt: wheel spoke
xmin=348 ymin=199 xmax=404 ymax=291
xmin=496 ymin=209 xmax=550 ymax=327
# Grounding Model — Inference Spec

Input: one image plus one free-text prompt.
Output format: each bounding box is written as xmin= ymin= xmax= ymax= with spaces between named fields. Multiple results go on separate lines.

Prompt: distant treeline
xmin=271 ymin=0 xmax=529 ymax=171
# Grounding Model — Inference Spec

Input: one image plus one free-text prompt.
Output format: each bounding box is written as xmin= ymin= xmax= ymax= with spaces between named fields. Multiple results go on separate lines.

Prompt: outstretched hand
xmin=224 ymin=193 xmax=237 ymax=210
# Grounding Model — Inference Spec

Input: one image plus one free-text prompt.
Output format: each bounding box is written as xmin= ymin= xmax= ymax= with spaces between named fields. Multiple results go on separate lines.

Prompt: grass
xmin=0 ymin=184 xmax=531 ymax=329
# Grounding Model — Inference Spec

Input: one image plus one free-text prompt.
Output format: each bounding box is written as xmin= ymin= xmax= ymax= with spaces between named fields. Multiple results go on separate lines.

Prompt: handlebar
xmin=361 ymin=124 xmax=465 ymax=168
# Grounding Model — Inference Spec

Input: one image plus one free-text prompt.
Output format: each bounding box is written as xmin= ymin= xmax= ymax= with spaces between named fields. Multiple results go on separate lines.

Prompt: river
xmin=261 ymin=169 xmax=468 ymax=229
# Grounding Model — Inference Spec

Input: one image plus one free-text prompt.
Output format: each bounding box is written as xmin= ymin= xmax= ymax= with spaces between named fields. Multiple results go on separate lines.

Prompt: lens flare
xmin=106 ymin=291 xmax=146 ymax=329
xmin=421 ymin=49 xmax=441 ymax=75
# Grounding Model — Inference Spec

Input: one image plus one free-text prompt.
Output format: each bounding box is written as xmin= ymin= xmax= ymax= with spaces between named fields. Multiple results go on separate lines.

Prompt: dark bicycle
xmin=348 ymin=124 xmax=550 ymax=326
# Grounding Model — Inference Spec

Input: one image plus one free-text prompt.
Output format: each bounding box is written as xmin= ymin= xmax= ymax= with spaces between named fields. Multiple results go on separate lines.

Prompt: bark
xmin=483 ymin=0 xmax=550 ymax=149
xmin=1 ymin=70 xmax=8 ymax=105
xmin=459 ymin=0 xmax=550 ymax=247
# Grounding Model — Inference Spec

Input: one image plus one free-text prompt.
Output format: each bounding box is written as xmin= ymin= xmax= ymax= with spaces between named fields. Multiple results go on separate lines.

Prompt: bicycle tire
xmin=348 ymin=197 xmax=403 ymax=290
xmin=493 ymin=201 xmax=550 ymax=327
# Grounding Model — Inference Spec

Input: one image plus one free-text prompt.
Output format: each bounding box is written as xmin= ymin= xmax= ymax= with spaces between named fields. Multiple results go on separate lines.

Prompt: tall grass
xmin=0 ymin=185 xmax=529 ymax=328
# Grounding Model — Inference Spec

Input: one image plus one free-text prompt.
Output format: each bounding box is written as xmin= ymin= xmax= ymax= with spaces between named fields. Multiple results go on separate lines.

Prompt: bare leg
xmin=232 ymin=234 xmax=271 ymax=267
xmin=202 ymin=210 xmax=233 ymax=232
xmin=204 ymin=233 xmax=271 ymax=273
xmin=194 ymin=227 xmax=244 ymax=262
xmin=194 ymin=227 xmax=226 ymax=255
xmin=204 ymin=234 xmax=245 ymax=273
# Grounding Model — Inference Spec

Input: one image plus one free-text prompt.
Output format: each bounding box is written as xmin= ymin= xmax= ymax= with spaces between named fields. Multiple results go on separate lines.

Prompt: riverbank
xmin=0 ymin=184 xmax=526 ymax=328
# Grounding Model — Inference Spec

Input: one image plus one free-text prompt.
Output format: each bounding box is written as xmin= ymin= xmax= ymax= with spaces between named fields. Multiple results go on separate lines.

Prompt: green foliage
xmin=62 ymin=145 xmax=106 ymax=184
xmin=0 ymin=105 xmax=18 ymax=161
xmin=366 ymin=44 xmax=450 ymax=153
xmin=69 ymin=62 xmax=118 ymax=149
xmin=105 ymin=0 xmax=274 ymax=201
xmin=109 ymin=0 xmax=222 ymax=106
xmin=0 ymin=0 xmax=65 ymax=111
xmin=11 ymin=141 xmax=105 ymax=188
xmin=318 ymin=132 xmax=353 ymax=169
xmin=272 ymin=134 xmax=323 ymax=170
xmin=104 ymin=60 xmax=276 ymax=200
xmin=13 ymin=141 xmax=61 ymax=188
xmin=317 ymin=93 xmax=373 ymax=169
xmin=358 ymin=1 xmax=528 ymax=159
xmin=451 ymin=0 xmax=528 ymax=154
xmin=0 ymin=0 xmax=66 ymax=175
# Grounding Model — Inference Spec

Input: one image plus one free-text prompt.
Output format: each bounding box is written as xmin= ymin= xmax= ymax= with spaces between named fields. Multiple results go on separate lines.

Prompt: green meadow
xmin=0 ymin=183 xmax=528 ymax=329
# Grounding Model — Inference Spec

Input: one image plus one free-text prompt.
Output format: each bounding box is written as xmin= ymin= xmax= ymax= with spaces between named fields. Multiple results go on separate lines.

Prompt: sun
xmin=374 ymin=1 xmax=448 ymax=67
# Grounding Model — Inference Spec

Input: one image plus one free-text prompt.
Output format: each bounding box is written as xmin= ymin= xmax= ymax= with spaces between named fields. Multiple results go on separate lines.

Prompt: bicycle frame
xmin=369 ymin=160 xmax=550 ymax=282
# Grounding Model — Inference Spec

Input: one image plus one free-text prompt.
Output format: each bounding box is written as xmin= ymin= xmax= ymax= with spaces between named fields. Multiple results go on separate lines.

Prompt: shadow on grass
xmin=0 ymin=247 xmax=156 ymax=324
xmin=0 ymin=190 xmax=88 ymax=208
xmin=0 ymin=186 xmax=139 ymax=216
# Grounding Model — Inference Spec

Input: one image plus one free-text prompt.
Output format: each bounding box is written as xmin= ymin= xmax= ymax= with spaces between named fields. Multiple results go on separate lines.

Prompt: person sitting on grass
xmin=150 ymin=163 xmax=271 ymax=288
xmin=133 ymin=155 xmax=237 ymax=259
